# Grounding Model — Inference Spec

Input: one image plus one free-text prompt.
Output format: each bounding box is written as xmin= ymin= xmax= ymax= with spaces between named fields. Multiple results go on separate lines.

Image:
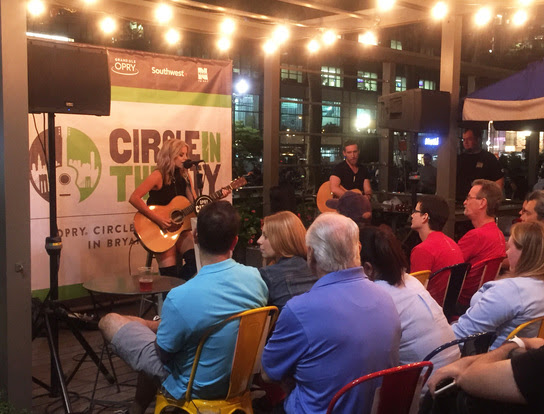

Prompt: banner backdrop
xmin=29 ymin=47 xmax=232 ymax=294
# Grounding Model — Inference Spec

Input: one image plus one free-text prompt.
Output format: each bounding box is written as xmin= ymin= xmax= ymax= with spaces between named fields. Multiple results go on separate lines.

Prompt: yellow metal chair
xmin=506 ymin=316 xmax=544 ymax=340
xmin=410 ymin=270 xmax=431 ymax=288
xmin=154 ymin=306 xmax=279 ymax=414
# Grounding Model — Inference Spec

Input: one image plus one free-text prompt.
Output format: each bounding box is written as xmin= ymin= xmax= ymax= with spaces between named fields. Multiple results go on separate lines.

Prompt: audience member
xmin=453 ymin=221 xmax=544 ymax=350
xmin=532 ymin=166 xmax=544 ymax=191
xmin=519 ymin=190 xmax=544 ymax=223
xmin=360 ymin=226 xmax=460 ymax=380
xmin=99 ymin=201 xmax=268 ymax=414
xmin=457 ymin=179 xmax=506 ymax=306
xmin=325 ymin=190 xmax=372 ymax=225
xmin=410 ymin=195 xmax=464 ymax=304
xmin=261 ymin=213 xmax=400 ymax=414
xmin=418 ymin=153 xmax=437 ymax=194
xmin=428 ymin=337 xmax=544 ymax=413
xmin=456 ymin=128 xmax=504 ymax=201
xmin=329 ymin=140 xmax=372 ymax=198
xmin=257 ymin=211 xmax=318 ymax=312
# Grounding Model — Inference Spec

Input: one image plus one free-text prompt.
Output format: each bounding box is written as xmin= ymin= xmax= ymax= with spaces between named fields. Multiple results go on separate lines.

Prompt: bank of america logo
xmin=198 ymin=67 xmax=208 ymax=82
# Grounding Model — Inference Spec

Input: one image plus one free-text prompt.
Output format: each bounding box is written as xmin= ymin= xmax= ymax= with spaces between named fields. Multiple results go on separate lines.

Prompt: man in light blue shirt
xmin=99 ymin=201 xmax=268 ymax=414
xmin=261 ymin=213 xmax=400 ymax=414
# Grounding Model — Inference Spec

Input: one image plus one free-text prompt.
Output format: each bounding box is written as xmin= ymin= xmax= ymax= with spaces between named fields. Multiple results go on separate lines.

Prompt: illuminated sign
xmin=424 ymin=137 xmax=440 ymax=146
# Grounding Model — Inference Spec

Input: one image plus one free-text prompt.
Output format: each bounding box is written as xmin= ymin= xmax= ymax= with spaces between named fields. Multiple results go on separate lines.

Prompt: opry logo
xmin=112 ymin=57 xmax=139 ymax=76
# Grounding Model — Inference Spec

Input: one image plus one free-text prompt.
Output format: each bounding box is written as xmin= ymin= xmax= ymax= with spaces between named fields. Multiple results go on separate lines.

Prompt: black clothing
xmin=511 ymin=345 xmax=544 ymax=410
xmin=331 ymin=161 xmax=369 ymax=193
xmin=147 ymin=169 xmax=188 ymax=206
xmin=456 ymin=150 xmax=503 ymax=201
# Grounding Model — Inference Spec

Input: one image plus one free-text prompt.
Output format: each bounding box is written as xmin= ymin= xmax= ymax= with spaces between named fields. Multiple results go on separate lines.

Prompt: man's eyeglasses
xmin=465 ymin=195 xmax=482 ymax=201
xmin=412 ymin=209 xmax=422 ymax=214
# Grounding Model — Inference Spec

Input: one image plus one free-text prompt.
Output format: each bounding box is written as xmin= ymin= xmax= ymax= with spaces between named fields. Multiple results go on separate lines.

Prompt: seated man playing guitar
xmin=329 ymin=140 xmax=372 ymax=199
xmin=129 ymin=138 xmax=199 ymax=279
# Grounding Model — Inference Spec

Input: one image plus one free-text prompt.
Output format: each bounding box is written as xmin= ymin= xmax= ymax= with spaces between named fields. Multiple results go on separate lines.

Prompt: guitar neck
xmin=209 ymin=185 xmax=232 ymax=201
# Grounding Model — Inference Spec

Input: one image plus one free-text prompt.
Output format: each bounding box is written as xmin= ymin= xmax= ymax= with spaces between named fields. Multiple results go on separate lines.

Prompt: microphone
xmin=183 ymin=159 xmax=204 ymax=169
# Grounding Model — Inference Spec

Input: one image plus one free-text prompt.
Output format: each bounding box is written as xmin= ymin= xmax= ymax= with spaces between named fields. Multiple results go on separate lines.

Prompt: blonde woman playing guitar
xmin=129 ymin=139 xmax=228 ymax=280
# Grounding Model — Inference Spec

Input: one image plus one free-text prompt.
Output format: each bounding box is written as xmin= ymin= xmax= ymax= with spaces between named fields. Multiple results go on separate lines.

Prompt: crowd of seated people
xmin=98 ymin=181 xmax=544 ymax=414
xmin=359 ymin=225 xmax=459 ymax=381
xmin=452 ymin=221 xmax=544 ymax=349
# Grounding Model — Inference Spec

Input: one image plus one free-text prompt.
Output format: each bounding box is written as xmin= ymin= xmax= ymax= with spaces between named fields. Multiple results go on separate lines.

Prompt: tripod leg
xmin=64 ymin=317 xmax=115 ymax=384
xmin=44 ymin=312 xmax=72 ymax=413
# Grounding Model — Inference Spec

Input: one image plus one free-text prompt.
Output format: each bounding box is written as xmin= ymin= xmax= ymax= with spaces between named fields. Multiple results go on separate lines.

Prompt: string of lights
xmin=25 ymin=0 xmax=538 ymax=53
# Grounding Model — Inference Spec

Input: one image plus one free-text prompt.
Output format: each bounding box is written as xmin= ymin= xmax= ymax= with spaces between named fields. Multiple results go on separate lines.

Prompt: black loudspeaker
xmin=28 ymin=39 xmax=111 ymax=116
xmin=377 ymin=89 xmax=450 ymax=134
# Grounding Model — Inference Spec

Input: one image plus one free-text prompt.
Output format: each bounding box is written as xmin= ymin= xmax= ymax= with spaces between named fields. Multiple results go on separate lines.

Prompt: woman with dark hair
xmin=453 ymin=221 xmax=544 ymax=349
xmin=257 ymin=211 xmax=317 ymax=311
xmin=360 ymin=226 xmax=459 ymax=372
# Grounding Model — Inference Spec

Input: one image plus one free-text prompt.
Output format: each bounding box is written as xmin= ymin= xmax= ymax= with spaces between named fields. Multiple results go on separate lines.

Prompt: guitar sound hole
xmin=170 ymin=211 xmax=184 ymax=224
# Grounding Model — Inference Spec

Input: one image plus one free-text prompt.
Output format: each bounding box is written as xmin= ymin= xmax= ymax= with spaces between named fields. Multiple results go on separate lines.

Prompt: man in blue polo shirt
xmin=261 ymin=212 xmax=401 ymax=414
xmin=99 ymin=201 xmax=268 ymax=414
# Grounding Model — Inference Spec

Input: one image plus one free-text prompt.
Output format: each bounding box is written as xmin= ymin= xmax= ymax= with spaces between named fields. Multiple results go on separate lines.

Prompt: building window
xmin=418 ymin=79 xmax=436 ymax=90
xmin=233 ymin=94 xmax=259 ymax=129
xmin=281 ymin=65 xmax=303 ymax=83
xmin=357 ymin=71 xmax=378 ymax=92
xmin=281 ymin=98 xmax=304 ymax=132
xmin=391 ymin=40 xmax=403 ymax=50
xmin=321 ymin=66 xmax=343 ymax=87
xmin=395 ymin=76 xmax=407 ymax=92
xmin=322 ymin=101 xmax=341 ymax=128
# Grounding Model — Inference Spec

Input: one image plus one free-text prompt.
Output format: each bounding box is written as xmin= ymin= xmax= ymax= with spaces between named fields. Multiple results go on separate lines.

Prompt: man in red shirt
xmin=457 ymin=179 xmax=506 ymax=306
xmin=410 ymin=195 xmax=464 ymax=305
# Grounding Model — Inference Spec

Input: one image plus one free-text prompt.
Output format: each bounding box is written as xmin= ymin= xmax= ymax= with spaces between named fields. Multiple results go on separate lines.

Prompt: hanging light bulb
xmin=431 ymin=2 xmax=448 ymax=20
xmin=512 ymin=9 xmax=528 ymax=26
xmin=217 ymin=37 xmax=231 ymax=51
xmin=272 ymin=25 xmax=290 ymax=44
xmin=377 ymin=0 xmax=395 ymax=12
xmin=100 ymin=16 xmax=116 ymax=34
xmin=220 ymin=18 xmax=236 ymax=35
xmin=307 ymin=39 xmax=320 ymax=53
xmin=322 ymin=30 xmax=337 ymax=46
xmin=474 ymin=7 xmax=492 ymax=26
xmin=155 ymin=4 xmax=173 ymax=24
xmin=263 ymin=39 xmax=278 ymax=54
xmin=165 ymin=29 xmax=181 ymax=45
xmin=27 ymin=0 xmax=45 ymax=17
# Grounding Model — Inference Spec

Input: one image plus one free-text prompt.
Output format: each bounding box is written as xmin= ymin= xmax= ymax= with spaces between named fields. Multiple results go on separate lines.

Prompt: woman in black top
xmin=129 ymin=139 xmax=197 ymax=279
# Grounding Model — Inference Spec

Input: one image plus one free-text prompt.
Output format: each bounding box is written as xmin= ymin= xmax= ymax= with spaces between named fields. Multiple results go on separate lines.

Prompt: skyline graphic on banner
xmin=29 ymin=126 xmax=102 ymax=203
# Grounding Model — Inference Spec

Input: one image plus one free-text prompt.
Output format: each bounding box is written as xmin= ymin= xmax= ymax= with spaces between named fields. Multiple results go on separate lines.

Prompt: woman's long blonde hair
xmin=509 ymin=221 xmax=544 ymax=279
xmin=262 ymin=211 xmax=307 ymax=264
xmin=156 ymin=139 xmax=188 ymax=185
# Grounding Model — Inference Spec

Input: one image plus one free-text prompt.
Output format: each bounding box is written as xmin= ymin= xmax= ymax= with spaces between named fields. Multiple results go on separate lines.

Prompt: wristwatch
xmin=507 ymin=335 xmax=526 ymax=349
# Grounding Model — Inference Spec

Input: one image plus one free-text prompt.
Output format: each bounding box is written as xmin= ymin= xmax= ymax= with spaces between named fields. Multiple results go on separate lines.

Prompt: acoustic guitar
xmin=316 ymin=181 xmax=363 ymax=213
xmin=134 ymin=176 xmax=247 ymax=253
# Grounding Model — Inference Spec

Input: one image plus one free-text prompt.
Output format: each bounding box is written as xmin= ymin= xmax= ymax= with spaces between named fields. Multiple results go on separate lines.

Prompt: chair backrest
xmin=429 ymin=262 xmax=471 ymax=321
xmin=185 ymin=306 xmax=279 ymax=400
xmin=410 ymin=270 xmax=431 ymax=288
xmin=326 ymin=361 xmax=433 ymax=414
xmin=476 ymin=256 xmax=505 ymax=288
xmin=506 ymin=316 xmax=544 ymax=340
xmin=423 ymin=331 xmax=496 ymax=362
xmin=459 ymin=256 xmax=505 ymax=307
